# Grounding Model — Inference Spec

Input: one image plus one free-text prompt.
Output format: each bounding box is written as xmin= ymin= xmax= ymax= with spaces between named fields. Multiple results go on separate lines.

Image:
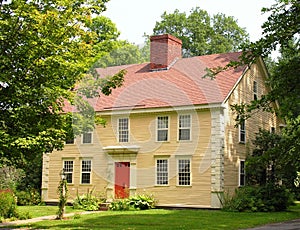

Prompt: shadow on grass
xmin=8 ymin=207 xmax=300 ymax=230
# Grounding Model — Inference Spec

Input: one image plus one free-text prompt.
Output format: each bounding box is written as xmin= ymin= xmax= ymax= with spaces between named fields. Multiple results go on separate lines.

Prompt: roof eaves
xmin=97 ymin=103 xmax=224 ymax=116
xmin=222 ymin=65 xmax=249 ymax=105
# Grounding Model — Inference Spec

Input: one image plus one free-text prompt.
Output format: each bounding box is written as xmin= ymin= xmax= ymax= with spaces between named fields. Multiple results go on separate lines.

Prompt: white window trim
xmin=177 ymin=157 xmax=192 ymax=186
xmin=62 ymin=159 xmax=74 ymax=184
xmin=239 ymin=120 xmax=246 ymax=144
xmin=239 ymin=160 xmax=246 ymax=187
xmin=178 ymin=114 xmax=192 ymax=141
xmin=155 ymin=158 xmax=169 ymax=186
xmin=118 ymin=117 xmax=130 ymax=143
xmin=156 ymin=116 xmax=170 ymax=142
xmin=81 ymin=132 xmax=93 ymax=144
xmin=80 ymin=159 xmax=92 ymax=184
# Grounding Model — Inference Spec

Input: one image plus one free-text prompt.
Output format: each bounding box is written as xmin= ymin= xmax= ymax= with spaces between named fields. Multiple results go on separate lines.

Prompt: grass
xmin=17 ymin=205 xmax=83 ymax=218
xmin=7 ymin=204 xmax=300 ymax=230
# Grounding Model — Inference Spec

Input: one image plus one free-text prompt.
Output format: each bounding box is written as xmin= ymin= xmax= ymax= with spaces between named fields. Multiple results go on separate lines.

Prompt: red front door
xmin=115 ymin=162 xmax=130 ymax=199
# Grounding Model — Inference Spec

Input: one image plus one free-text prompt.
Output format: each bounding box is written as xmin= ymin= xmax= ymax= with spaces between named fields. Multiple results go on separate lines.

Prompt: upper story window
xmin=178 ymin=159 xmax=191 ymax=186
xmin=270 ymin=126 xmax=276 ymax=134
xmin=253 ymin=81 xmax=258 ymax=100
xmin=118 ymin=118 xmax=129 ymax=143
xmin=82 ymin=132 xmax=92 ymax=144
xmin=156 ymin=159 xmax=169 ymax=185
xmin=178 ymin=115 xmax=191 ymax=141
xmin=65 ymin=138 xmax=75 ymax=144
xmin=81 ymin=159 xmax=92 ymax=184
xmin=239 ymin=120 xmax=246 ymax=144
xmin=239 ymin=160 xmax=246 ymax=186
xmin=63 ymin=160 xmax=74 ymax=184
xmin=65 ymin=130 xmax=75 ymax=144
xmin=157 ymin=116 xmax=169 ymax=142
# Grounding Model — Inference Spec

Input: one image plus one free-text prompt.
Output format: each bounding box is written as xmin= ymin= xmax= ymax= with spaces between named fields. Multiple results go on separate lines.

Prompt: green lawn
xmin=10 ymin=204 xmax=300 ymax=230
xmin=18 ymin=205 xmax=83 ymax=218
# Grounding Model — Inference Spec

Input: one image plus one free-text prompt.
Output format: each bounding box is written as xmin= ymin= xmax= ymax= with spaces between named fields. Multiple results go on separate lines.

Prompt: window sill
xmin=155 ymin=185 xmax=169 ymax=187
xmin=177 ymin=140 xmax=192 ymax=143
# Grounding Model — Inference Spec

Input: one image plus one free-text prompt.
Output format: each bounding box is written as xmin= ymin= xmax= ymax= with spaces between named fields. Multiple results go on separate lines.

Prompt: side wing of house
xmin=222 ymin=58 xmax=281 ymax=192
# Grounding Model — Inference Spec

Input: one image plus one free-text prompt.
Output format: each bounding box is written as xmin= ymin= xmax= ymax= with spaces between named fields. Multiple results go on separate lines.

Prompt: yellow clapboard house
xmin=41 ymin=34 xmax=280 ymax=208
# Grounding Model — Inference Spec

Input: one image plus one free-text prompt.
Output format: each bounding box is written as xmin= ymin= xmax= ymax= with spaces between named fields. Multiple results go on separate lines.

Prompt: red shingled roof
xmin=65 ymin=52 xmax=246 ymax=113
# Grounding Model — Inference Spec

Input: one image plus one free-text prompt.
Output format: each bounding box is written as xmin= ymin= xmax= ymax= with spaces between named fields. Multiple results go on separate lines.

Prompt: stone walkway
xmin=0 ymin=211 xmax=100 ymax=228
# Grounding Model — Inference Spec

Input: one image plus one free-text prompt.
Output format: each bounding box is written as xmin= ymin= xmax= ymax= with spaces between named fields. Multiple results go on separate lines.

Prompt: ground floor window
xmin=81 ymin=159 xmax=92 ymax=184
xmin=63 ymin=160 xmax=74 ymax=184
xmin=239 ymin=160 xmax=246 ymax=186
xmin=178 ymin=159 xmax=191 ymax=186
xmin=156 ymin=159 xmax=169 ymax=185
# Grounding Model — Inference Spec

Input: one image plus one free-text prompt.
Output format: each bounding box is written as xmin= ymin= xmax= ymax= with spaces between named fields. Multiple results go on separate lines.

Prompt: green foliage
xmin=0 ymin=191 xmax=18 ymax=218
xmin=109 ymin=194 xmax=156 ymax=211
xmin=153 ymin=7 xmax=249 ymax=57
xmin=245 ymin=128 xmax=299 ymax=195
xmin=73 ymin=213 xmax=81 ymax=219
xmin=0 ymin=166 xmax=25 ymax=190
xmin=57 ymin=178 xmax=68 ymax=219
xmin=73 ymin=190 xmax=105 ymax=211
xmin=16 ymin=211 xmax=32 ymax=220
xmin=109 ymin=199 xmax=131 ymax=211
xmin=221 ymin=185 xmax=294 ymax=212
xmin=0 ymin=0 xmax=125 ymax=171
xmin=15 ymin=189 xmax=41 ymax=206
xmin=93 ymin=40 xmax=150 ymax=68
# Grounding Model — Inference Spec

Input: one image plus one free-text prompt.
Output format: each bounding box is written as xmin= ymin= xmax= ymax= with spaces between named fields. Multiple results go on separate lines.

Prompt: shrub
xmin=16 ymin=189 xmax=41 ymax=206
xmin=73 ymin=190 xmax=105 ymax=211
xmin=221 ymin=185 xmax=294 ymax=212
xmin=109 ymin=194 xmax=156 ymax=211
xmin=128 ymin=194 xmax=156 ymax=210
xmin=0 ymin=190 xmax=18 ymax=218
xmin=109 ymin=199 xmax=131 ymax=211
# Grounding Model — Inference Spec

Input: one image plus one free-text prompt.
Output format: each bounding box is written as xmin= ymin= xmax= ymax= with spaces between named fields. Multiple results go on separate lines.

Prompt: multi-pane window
xmin=118 ymin=118 xmax=129 ymax=142
xmin=156 ymin=159 xmax=168 ymax=185
xmin=239 ymin=160 xmax=246 ymax=186
xmin=179 ymin=115 xmax=191 ymax=141
xmin=239 ymin=120 xmax=246 ymax=143
xmin=157 ymin=116 xmax=168 ymax=141
xmin=81 ymin=160 xmax=91 ymax=184
xmin=63 ymin=160 xmax=74 ymax=184
xmin=178 ymin=159 xmax=191 ymax=186
xmin=65 ymin=138 xmax=74 ymax=144
xmin=82 ymin=132 xmax=92 ymax=144
xmin=253 ymin=81 xmax=258 ymax=100
xmin=270 ymin=127 xmax=276 ymax=134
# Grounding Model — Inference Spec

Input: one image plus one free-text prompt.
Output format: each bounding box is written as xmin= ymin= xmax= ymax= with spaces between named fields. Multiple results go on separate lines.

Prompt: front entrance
xmin=115 ymin=162 xmax=130 ymax=198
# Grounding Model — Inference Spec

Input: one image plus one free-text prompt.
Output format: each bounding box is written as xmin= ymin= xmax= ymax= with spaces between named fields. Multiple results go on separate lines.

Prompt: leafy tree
xmin=0 ymin=0 xmax=125 ymax=188
xmin=231 ymin=0 xmax=300 ymax=201
xmin=91 ymin=33 xmax=150 ymax=69
xmin=246 ymin=129 xmax=298 ymax=188
xmin=93 ymin=40 xmax=150 ymax=68
xmin=152 ymin=7 xmax=249 ymax=56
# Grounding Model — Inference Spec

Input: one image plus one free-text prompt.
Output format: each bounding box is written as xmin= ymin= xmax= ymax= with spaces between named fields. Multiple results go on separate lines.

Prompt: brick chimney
xmin=150 ymin=34 xmax=182 ymax=71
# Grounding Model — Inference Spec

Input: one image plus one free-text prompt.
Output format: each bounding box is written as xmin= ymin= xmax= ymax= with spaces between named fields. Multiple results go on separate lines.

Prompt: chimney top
xmin=150 ymin=34 xmax=182 ymax=71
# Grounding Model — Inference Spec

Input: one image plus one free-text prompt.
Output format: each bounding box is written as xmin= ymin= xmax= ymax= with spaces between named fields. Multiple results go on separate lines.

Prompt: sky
xmin=103 ymin=0 xmax=275 ymax=45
